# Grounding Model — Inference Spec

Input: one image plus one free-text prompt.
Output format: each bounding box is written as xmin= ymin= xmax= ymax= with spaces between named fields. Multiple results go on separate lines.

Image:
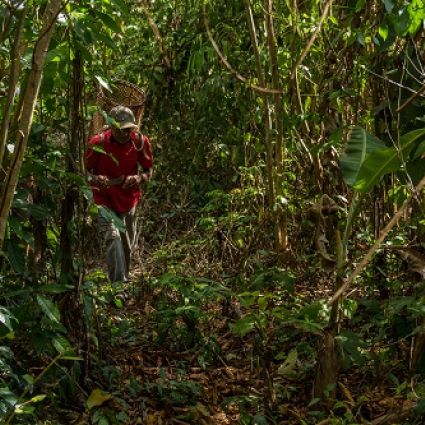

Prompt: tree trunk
xmin=60 ymin=50 xmax=84 ymax=283
xmin=242 ymin=0 xmax=277 ymax=238
xmin=0 ymin=0 xmax=62 ymax=251
xmin=410 ymin=317 xmax=425 ymax=374
xmin=0 ymin=3 xmax=27 ymax=167
xmin=314 ymin=331 xmax=338 ymax=402
xmin=264 ymin=0 xmax=287 ymax=250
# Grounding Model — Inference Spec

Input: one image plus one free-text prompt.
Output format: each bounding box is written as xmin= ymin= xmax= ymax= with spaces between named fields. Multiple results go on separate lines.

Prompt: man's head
xmin=109 ymin=106 xmax=137 ymax=143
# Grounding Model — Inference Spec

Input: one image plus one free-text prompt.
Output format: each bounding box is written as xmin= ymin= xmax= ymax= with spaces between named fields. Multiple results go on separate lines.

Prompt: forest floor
xmin=64 ymin=265 xmax=418 ymax=425
xmin=53 ymin=205 xmax=422 ymax=425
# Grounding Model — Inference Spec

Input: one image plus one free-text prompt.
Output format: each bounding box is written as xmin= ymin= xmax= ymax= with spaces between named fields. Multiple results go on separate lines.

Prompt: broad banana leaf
xmin=353 ymin=127 xmax=425 ymax=192
xmin=340 ymin=126 xmax=385 ymax=186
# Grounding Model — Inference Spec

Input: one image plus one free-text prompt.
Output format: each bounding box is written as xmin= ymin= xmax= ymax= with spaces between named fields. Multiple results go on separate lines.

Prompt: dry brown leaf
xmin=338 ymin=381 xmax=355 ymax=404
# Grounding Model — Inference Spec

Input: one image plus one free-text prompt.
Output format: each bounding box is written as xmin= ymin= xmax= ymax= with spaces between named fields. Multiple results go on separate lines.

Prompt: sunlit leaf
xmin=86 ymin=388 xmax=113 ymax=410
xmin=95 ymin=75 xmax=112 ymax=93
xmin=277 ymin=348 xmax=298 ymax=379
xmin=353 ymin=128 xmax=425 ymax=192
xmin=0 ymin=307 xmax=17 ymax=332
xmin=28 ymin=394 xmax=46 ymax=403
xmin=407 ymin=0 xmax=425 ymax=35
xmin=15 ymin=404 xmax=35 ymax=414
xmin=378 ymin=24 xmax=389 ymax=40
xmin=340 ymin=126 xmax=386 ymax=186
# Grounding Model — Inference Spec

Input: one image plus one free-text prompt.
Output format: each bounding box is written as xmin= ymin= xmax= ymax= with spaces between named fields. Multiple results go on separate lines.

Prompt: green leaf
xmin=111 ymin=0 xmax=129 ymax=15
xmin=61 ymin=356 xmax=83 ymax=361
xmin=98 ymin=417 xmax=110 ymax=425
xmin=36 ymin=284 xmax=74 ymax=294
xmin=392 ymin=7 xmax=410 ymax=36
xmin=99 ymin=207 xmax=126 ymax=232
xmin=340 ymin=126 xmax=385 ymax=186
xmin=336 ymin=330 xmax=368 ymax=365
xmin=355 ymin=0 xmax=366 ymax=12
xmin=378 ymin=24 xmax=389 ymax=40
xmin=0 ymin=307 xmax=17 ymax=331
xmin=23 ymin=374 xmax=33 ymax=385
xmin=95 ymin=31 xmax=117 ymax=50
xmin=231 ymin=315 xmax=256 ymax=337
xmin=116 ymin=411 xmax=130 ymax=422
xmin=407 ymin=0 xmax=425 ymax=35
xmin=277 ymin=348 xmax=298 ymax=379
xmin=406 ymin=158 xmax=425 ymax=185
xmin=383 ymin=0 xmax=394 ymax=13
xmin=15 ymin=404 xmax=35 ymax=414
xmin=252 ymin=415 xmax=268 ymax=425
xmin=353 ymin=128 xmax=425 ymax=192
xmin=412 ymin=139 xmax=425 ymax=159
xmin=86 ymin=388 xmax=113 ymax=410
xmin=95 ymin=11 xmax=121 ymax=33
xmin=0 ymin=386 xmax=18 ymax=407
xmin=52 ymin=336 xmax=72 ymax=354
xmin=90 ymin=134 xmax=119 ymax=165
xmin=36 ymin=295 xmax=60 ymax=323
xmin=28 ymin=394 xmax=46 ymax=403
xmin=414 ymin=397 xmax=425 ymax=416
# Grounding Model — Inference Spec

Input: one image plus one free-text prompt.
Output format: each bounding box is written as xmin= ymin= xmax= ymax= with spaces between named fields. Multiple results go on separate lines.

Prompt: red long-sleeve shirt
xmin=86 ymin=129 xmax=153 ymax=213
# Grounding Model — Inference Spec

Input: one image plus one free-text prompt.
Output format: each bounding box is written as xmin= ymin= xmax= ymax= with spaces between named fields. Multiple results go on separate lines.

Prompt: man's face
xmin=111 ymin=126 xmax=133 ymax=144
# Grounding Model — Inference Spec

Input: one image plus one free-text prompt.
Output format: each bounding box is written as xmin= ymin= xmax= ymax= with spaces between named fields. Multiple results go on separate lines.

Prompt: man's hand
xmin=92 ymin=175 xmax=108 ymax=188
xmin=123 ymin=175 xmax=142 ymax=189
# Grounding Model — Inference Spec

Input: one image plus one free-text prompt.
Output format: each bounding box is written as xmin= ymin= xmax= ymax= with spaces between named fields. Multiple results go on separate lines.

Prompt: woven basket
xmin=91 ymin=80 xmax=145 ymax=135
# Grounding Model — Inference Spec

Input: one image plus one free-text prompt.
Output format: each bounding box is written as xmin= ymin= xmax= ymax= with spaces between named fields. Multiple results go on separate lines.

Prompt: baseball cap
xmin=109 ymin=106 xmax=137 ymax=130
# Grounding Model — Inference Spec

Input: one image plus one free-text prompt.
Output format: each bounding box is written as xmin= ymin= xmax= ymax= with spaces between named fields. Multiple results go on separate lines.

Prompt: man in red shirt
xmin=86 ymin=106 xmax=153 ymax=283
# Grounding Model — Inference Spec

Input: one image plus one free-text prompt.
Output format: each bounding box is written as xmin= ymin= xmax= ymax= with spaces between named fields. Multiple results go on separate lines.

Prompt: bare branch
xmin=396 ymin=84 xmax=425 ymax=113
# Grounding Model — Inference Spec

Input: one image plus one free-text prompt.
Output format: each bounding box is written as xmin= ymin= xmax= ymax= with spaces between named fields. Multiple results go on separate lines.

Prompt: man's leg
xmin=120 ymin=207 xmax=137 ymax=279
xmin=97 ymin=208 xmax=128 ymax=282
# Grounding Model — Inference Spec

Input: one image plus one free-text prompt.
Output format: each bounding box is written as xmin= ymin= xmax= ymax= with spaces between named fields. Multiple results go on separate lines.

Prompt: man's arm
xmin=140 ymin=167 xmax=152 ymax=182
xmin=123 ymin=168 xmax=152 ymax=189
xmin=86 ymin=137 xmax=111 ymax=189
xmin=123 ymin=135 xmax=153 ymax=189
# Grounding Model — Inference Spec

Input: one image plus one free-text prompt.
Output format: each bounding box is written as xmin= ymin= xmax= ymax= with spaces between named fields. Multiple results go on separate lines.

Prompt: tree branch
xmin=329 ymin=174 xmax=425 ymax=305
xmin=290 ymin=0 xmax=333 ymax=80
xmin=201 ymin=1 xmax=284 ymax=95
xmin=396 ymin=83 xmax=425 ymax=113
xmin=140 ymin=0 xmax=171 ymax=70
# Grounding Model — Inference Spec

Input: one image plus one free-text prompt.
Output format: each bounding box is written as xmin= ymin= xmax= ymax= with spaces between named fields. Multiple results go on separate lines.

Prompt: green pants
xmin=97 ymin=206 xmax=137 ymax=282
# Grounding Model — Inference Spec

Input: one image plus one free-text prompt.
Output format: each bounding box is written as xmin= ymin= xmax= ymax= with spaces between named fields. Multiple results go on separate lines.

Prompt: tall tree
xmin=0 ymin=0 xmax=62 ymax=250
